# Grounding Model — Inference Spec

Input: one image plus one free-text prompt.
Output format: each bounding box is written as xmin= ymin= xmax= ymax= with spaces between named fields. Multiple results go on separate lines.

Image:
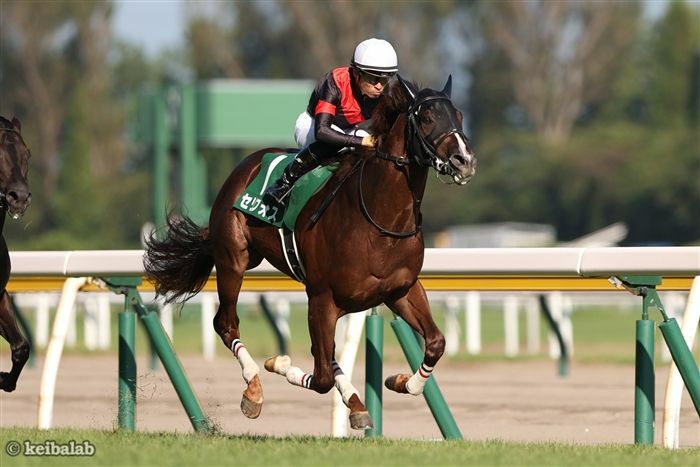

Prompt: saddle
xmin=232 ymin=152 xmax=337 ymax=230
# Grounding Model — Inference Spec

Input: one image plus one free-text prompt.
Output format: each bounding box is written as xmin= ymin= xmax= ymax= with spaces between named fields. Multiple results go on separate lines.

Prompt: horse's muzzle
xmin=449 ymin=152 xmax=477 ymax=185
xmin=5 ymin=186 xmax=32 ymax=219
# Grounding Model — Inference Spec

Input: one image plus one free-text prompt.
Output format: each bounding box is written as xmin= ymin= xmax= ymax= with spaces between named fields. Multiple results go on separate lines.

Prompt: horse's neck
xmin=364 ymin=156 xmax=428 ymax=203
xmin=359 ymin=118 xmax=428 ymax=230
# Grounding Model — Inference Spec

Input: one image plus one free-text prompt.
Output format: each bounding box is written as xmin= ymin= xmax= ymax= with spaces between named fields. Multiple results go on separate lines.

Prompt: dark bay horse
xmin=0 ymin=116 xmax=32 ymax=392
xmin=145 ymin=76 xmax=476 ymax=429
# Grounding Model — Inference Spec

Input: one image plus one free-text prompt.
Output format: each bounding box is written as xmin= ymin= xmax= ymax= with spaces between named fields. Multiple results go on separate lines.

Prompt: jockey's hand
xmin=361 ymin=135 xmax=377 ymax=148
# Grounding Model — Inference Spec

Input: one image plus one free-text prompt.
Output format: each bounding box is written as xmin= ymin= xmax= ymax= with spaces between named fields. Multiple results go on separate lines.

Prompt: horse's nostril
xmin=450 ymin=154 xmax=467 ymax=167
xmin=7 ymin=189 xmax=30 ymax=205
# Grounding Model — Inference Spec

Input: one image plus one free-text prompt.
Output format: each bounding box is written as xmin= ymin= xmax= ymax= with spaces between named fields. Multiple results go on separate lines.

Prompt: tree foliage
xmin=0 ymin=0 xmax=697 ymax=249
xmin=0 ymin=0 xmax=147 ymax=248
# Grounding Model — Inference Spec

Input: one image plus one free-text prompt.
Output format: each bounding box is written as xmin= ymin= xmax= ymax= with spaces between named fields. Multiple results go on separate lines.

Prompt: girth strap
xmin=278 ymin=228 xmax=306 ymax=283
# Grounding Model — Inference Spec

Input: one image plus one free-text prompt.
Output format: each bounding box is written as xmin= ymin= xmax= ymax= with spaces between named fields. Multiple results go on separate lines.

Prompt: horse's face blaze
xmin=0 ymin=119 xmax=32 ymax=219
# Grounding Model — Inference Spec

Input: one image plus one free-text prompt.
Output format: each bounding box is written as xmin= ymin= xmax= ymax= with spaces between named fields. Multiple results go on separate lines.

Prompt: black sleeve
xmin=314 ymin=112 xmax=365 ymax=148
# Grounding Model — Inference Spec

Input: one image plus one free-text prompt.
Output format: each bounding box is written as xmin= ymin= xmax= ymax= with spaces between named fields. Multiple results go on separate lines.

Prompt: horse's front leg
xmin=384 ymin=281 xmax=445 ymax=396
xmin=332 ymin=359 xmax=372 ymax=429
xmin=213 ymin=258 xmax=263 ymax=419
xmin=0 ymin=291 xmax=30 ymax=392
xmin=265 ymin=295 xmax=373 ymax=429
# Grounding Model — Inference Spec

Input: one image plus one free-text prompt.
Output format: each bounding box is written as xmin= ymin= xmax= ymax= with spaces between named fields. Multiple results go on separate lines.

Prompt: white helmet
xmin=351 ymin=38 xmax=398 ymax=76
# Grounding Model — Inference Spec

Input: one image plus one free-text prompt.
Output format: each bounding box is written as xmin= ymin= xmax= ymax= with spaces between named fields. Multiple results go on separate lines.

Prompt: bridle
xmin=360 ymin=92 xmax=468 ymax=238
xmin=406 ymin=94 xmax=470 ymax=182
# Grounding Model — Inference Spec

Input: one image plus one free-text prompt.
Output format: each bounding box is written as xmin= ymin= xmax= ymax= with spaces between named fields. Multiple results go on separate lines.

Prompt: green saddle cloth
xmin=232 ymin=152 xmax=336 ymax=229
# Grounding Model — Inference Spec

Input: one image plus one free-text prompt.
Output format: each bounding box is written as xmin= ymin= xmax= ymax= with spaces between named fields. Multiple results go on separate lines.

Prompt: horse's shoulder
xmin=331 ymin=150 xmax=371 ymax=180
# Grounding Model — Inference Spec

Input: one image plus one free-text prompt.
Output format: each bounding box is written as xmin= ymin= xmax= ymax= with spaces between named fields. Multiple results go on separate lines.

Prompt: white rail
xmin=10 ymin=246 xmax=700 ymax=277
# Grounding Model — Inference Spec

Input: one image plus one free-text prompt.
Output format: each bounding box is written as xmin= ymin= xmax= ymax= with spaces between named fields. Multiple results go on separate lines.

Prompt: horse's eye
xmin=419 ymin=113 xmax=434 ymax=125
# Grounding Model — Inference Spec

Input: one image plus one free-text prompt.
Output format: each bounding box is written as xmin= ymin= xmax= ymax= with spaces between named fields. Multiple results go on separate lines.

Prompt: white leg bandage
xmin=405 ymin=362 xmax=434 ymax=396
xmin=285 ymin=366 xmax=313 ymax=389
xmin=332 ymin=361 xmax=359 ymax=407
xmin=268 ymin=355 xmax=292 ymax=376
xmin=231 ymin=339 xmax=259 ymax=384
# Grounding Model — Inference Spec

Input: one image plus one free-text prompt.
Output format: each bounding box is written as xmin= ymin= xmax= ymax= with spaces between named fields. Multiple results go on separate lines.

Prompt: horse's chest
xmin=330 ymin=261 xmax=419 ymax=310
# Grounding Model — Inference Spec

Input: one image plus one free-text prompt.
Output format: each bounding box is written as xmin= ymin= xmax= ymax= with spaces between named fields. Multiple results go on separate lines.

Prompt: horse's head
xmin=0 ymin=117 xmax=32 ymax=219
xmin=398 ymin=75 xmax=477 ymax=185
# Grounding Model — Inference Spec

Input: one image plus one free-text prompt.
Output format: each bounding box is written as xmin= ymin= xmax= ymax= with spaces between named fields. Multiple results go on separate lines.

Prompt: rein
xmin=358 ymin=156 xmax=421 ymax=239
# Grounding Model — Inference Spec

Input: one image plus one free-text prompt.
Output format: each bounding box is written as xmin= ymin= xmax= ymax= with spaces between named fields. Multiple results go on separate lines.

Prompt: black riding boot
xmin=264 ymin=145 xmax=321 ymax=204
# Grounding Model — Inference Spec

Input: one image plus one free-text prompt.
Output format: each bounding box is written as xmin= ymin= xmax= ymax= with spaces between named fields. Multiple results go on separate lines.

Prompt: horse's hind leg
xmin=213 ymin=249 xmax=263 ymax=419
xmin=384 ymin=281 xmax=445 ymax=396
xmin=0 ymin=291 xmax=30 ymax=392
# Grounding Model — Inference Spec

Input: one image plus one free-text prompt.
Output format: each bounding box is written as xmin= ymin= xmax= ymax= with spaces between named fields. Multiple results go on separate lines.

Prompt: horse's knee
xmin=213 ymin=307 xmax=240 ymax=340
xmin=213 ymin=311 xmax=227 ymax=335
xmin=11 ymin=339 xmax=30 ymax=365
xmin=425 ymin=333 xmax=445 ymax=364
xmin=312 ymin=373 xmax=334 ymax=394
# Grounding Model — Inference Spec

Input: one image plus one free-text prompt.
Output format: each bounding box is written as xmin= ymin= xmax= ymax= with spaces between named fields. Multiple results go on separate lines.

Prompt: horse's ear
xmin=441 ymin=75 xmax=452 ymax=98
xmin=11 ymin=117 xmax=21 ymax=132
xmin=397 ymin=74 xmax=417 ymax=101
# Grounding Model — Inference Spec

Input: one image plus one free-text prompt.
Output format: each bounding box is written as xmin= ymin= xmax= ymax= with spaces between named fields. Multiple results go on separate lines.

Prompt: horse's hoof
xmin=349 ymin=411 xmax=373 ymax=430
xmin=264 ymin=355 xmax=291 ymax=375
xmin=384 ymin=374 xmax=410 ymax=394
xmin=0 ymin=372 xmax=16 ymax=392
xmin=240 ymin=393 xmax=263 ymax=419
xmin=240 ymin=375 xmax=263 ymax=419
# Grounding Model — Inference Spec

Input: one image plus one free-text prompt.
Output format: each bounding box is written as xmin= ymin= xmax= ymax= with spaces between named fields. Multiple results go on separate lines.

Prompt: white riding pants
xmin=294 ymin=112 xmax=369 ymax=149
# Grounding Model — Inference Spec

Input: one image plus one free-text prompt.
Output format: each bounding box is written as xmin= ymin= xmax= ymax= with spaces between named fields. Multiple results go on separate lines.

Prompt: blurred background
xmin=0 ymin=0 xmax=698 ymax=250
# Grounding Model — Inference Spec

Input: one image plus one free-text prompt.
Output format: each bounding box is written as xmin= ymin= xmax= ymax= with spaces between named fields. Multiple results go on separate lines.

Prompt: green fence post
xmin=611 ymin=276 xmax=663 ymax=445
xmin=130 ymin=291 xmax=210 ymax=433
xmin=658 ymin=318 xmax=700 ymax=416
xmin=118 ymin=306 xmax=136 ymax=431
xmin=153 ymin=88 xmax=170 ymax=231
xmin=365 ymin=308 xmax=383 ymax=437
xmin=538 ymin=295 xmax=569 ymax=377
xmin=390 ymin=316 xmax=462 ymax=440
xmin=635 ymin=317 xmax=655 ymax=445
xmin=179 ymin=84 xmax=208 ymax=224
xmin=104 ymin=277 xmax=210 ymax=433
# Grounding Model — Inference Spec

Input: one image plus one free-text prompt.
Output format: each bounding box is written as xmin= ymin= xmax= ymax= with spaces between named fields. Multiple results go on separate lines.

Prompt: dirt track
xmin=1 ymin=355 xmax=698 ymax=446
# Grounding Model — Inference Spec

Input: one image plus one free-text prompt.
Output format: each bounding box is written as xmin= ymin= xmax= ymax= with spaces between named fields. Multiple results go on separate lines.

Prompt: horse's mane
xmin=368 ymin=79 xmax=418 ymax=138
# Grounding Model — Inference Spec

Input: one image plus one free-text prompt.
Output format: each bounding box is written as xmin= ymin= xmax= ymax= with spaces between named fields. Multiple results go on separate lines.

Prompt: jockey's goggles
xmin=359 ymin=70 xmax=395 ymax=86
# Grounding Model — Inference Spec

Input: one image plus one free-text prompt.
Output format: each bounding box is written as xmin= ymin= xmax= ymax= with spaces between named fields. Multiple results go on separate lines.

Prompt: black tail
xmin=144 ymin=215 xmax=214 ymax=304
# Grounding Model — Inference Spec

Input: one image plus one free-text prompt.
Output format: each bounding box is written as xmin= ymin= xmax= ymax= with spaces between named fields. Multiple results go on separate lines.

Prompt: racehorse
xmin=144 ymin=76 xmax=476 ymax=429
xmin=0 ymin=116 xmax=32 ymax=392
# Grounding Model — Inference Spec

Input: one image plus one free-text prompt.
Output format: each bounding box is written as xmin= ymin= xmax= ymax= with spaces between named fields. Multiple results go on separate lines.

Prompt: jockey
xmin=264 ymin=38 xmax=398 ymax=205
